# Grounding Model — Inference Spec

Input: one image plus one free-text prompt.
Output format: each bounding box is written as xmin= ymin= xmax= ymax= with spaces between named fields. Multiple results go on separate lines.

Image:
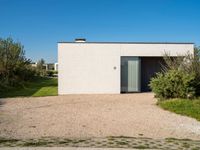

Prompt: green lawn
xmin=0 ymin=77 xmax=58 ymax=98
xmin=158 ymin=98 xmax=200 ymax=121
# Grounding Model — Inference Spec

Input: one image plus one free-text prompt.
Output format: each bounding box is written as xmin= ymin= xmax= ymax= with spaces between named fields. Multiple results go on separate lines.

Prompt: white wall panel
xmin=58 ymin=44 xmax=121 ymax=94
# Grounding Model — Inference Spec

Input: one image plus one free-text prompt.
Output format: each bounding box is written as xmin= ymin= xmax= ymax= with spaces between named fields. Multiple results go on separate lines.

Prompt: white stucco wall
xmin=58 ymin=42 xmax=194 ymax=94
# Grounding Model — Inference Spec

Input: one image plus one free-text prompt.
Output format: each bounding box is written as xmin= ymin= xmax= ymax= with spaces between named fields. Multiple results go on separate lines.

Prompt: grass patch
xmin=158 ymin=98 xmax=200 ymax=121
xmin=0 ymin=77 xmax=58 ymax=98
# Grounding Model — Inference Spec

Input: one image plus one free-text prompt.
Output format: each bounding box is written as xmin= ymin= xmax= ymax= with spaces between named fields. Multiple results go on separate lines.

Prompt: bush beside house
xmin=150 ymin=47 xmax=200 ymax=100
xmin=150 ymin=70 xmax=196 ymax=99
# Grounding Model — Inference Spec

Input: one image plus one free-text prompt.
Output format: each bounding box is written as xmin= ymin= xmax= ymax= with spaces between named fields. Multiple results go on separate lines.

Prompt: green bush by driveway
xmin=0 ymin=77 xmax=58 ymax=98
xmin=150 ymin=70 xmax=196 ymax=99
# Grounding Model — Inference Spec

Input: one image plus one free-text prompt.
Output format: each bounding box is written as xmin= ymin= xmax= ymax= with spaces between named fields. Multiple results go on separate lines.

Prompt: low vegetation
xmin=46 ymin=70 xmax=58 ymax=77
xmin=0 ymin=77 xmax=57 ymax=98
xmin=158 ymin=98 xmax=200 ymax=121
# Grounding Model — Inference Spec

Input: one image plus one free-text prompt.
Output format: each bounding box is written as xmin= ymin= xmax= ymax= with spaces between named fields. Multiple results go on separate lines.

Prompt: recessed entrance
xmin=140 ymin=57 xmax=165 ymax=92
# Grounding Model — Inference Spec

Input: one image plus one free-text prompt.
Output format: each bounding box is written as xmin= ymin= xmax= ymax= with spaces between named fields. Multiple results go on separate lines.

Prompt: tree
xmin=37 ymin=58 xmax=45 ymax=70
xmin=0 ymin=37 xmax=35 ymax=87
xmin=36 ymin=58 xmax=46 ymax=76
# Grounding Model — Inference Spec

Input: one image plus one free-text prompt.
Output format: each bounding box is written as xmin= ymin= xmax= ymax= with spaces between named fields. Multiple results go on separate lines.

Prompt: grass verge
xmin=0 ymin=77 xmax=58 ymax=98
xmin=158 ymin=98 xmax=200 ymax=121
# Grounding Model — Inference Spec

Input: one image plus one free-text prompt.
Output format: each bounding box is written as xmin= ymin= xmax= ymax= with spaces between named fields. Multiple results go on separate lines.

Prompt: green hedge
xmin=46 ymin=70 xmax=58 ymax=77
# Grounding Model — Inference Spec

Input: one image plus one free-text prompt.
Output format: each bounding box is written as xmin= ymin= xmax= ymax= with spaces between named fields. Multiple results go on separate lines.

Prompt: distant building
xmin=54 ymin=63 xmax=58 ymax=71
xmin=31 ymin=62 xmax=58 ymax=71
xmin=31 ymin=62 xmax=37 ymax=67
xmin=46 ymin=63 xmax=54 ymax=71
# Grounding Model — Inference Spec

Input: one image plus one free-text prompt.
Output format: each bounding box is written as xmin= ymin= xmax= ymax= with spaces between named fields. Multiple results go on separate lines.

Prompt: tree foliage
xmin=37 ymin=58 xmax=45 ymax=70
xmin=36 ymin=58 xmax=47 ymax=76
xmin=0 ymin=37 xmax=36 ymax=87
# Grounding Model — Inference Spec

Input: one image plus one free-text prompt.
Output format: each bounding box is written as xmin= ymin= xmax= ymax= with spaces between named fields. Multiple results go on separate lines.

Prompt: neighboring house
xmin=31 ymin=62 xmax=58 ymax=71
xmin=46 ymin=63 xmax=58 ymax=71
xmin=31 ymin=62 xmax=46 ymax=70
xmin=31 ymin=62 xmax=37 ymax=68
xmin=58 ymin=39 xmax=194 ymax=95
xmin=46 ymin=63 xmax=54 ymax=71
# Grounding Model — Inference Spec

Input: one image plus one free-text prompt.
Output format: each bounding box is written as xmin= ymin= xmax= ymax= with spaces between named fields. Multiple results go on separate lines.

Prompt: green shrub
xmin=15 ymin=64 xmax=37 ymax=81
xmin=46 ymin=70 xmax=54 ymax=77
xmin=45 ymin=70 xmax=58 ymax=77
xmin=150 ymin=70 xmax=196 ymax=99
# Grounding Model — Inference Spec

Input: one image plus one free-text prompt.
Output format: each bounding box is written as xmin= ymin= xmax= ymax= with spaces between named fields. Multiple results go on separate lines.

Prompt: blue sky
xmin=1 ymin=0 xmax=200 ymax=63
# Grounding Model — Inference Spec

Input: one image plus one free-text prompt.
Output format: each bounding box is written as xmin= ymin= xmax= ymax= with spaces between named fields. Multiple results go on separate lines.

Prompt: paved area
xmin=0 ymin=136 xmax=200 ymax=149
xmin=0 ymin=148 xmax=140 ymax=150
xmin=0 ymin=93 xmax=200 ymax=139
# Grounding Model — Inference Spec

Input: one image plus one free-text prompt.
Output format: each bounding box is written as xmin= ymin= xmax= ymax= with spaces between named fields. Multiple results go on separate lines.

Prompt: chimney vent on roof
xmin=75 ymin=38 xmax=86 ymax=42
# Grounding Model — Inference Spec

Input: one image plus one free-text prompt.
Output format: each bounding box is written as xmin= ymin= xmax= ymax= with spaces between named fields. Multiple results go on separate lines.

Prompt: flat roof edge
xmin=57 ymin=42 xmax=194 ymax=44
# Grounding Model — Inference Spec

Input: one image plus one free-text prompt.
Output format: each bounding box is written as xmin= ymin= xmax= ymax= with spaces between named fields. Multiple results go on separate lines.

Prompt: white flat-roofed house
xmin=58 ymin=39 xmax=194 ymax=95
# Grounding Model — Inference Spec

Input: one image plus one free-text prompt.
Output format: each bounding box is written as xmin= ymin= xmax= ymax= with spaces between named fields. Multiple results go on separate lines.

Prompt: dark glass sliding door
xmin=121 ymin=57 xmax=140 ymax=93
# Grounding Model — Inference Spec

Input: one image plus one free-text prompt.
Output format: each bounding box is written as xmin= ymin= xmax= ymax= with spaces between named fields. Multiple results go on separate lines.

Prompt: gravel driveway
xmin=0 ymin=93 xmax=200 ymax=140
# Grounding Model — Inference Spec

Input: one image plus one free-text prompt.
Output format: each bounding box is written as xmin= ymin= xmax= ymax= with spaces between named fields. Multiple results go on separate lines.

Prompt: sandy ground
xmin=0 ymin=93 xmax=200 ymax=140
